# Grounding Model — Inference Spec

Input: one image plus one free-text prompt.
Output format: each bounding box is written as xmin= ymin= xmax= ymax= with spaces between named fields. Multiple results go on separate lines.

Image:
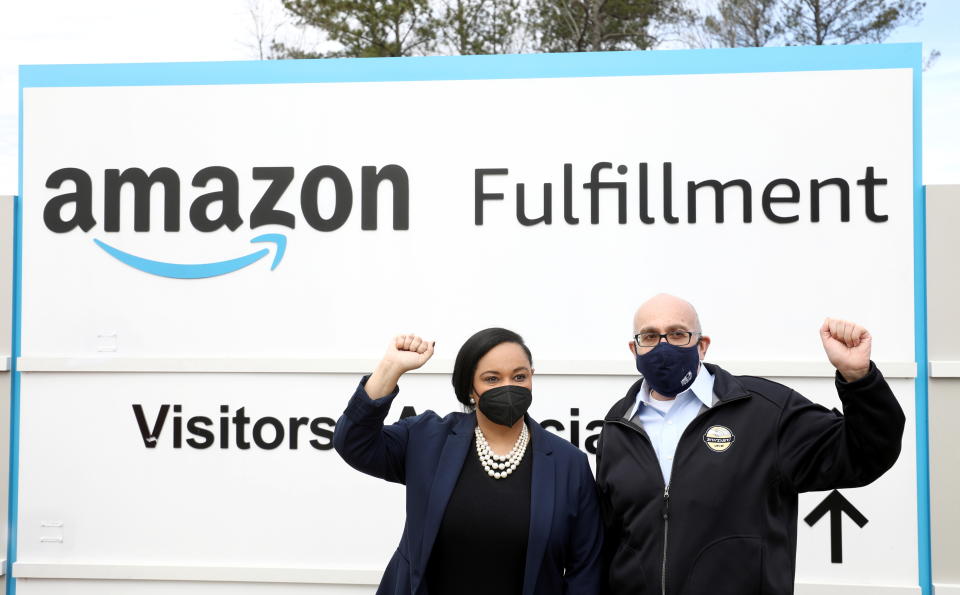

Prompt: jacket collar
xmin=702 ymin=362 xmax=751 ymax=403
xmin=523 ymin=416 xmax=555 ymax=595
xmin=605 ymin=362 xmax=751 ymax=422
xmin=605 ymin=376 xmax=646 ymax=422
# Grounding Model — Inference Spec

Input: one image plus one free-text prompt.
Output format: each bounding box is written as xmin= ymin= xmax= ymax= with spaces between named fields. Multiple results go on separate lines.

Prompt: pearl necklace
xmin=474 ymin=423 xmax=530 ymax=480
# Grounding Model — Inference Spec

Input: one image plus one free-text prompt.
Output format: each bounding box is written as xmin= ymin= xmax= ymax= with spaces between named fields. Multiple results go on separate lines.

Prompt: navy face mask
xmin=635 ymin=341 xmax=701 ymax=398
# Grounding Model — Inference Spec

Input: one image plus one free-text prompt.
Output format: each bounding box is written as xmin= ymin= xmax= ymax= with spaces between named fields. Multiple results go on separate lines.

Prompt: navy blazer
xmin=333 ymin=378 xmax=603 ymax=595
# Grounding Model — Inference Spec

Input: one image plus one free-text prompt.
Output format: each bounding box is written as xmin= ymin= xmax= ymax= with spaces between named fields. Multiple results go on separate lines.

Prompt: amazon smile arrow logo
xmin=93 ymin=233 xmax=287 ymax=279
xmin=42 ymin=163 xmax=411 ymax=279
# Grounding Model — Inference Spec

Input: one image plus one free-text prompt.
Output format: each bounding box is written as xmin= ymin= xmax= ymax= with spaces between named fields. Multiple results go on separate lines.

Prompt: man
xmin=596 ymin=294 xmax=905 ymax=595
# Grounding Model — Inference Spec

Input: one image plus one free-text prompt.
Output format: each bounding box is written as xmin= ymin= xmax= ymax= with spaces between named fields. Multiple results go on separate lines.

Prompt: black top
xmin=425 ymin=433 xmax=533 ymax=595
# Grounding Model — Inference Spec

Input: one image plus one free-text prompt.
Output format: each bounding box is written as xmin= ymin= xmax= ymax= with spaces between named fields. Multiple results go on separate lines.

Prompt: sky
xmin=0 ymin=0 xmax=956 ymax=195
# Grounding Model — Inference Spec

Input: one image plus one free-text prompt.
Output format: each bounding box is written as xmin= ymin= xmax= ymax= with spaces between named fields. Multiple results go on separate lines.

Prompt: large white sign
xmin=15 ymin=44 xmax=923 ymax=594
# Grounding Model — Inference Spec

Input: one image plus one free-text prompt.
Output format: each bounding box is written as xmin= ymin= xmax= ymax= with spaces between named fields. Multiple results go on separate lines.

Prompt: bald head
xmin=629 ymin=293 xmax=711 ymax=386
xmin=633 ymin=293 xmax=702 ymax=335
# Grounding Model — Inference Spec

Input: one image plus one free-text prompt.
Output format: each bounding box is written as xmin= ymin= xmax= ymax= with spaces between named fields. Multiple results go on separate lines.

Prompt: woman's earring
xmin=469 ymin=396 xmax=476 ymax=405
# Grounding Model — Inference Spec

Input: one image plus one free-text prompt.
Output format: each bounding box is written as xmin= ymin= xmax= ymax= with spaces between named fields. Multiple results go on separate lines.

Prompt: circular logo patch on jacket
xmin=703 ymin=425 xmax=735 ymax=453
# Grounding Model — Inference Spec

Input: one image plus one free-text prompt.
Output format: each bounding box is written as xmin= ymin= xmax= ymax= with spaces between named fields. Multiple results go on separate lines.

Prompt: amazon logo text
xmin=42 ymin=164 xmax=410 ymax=278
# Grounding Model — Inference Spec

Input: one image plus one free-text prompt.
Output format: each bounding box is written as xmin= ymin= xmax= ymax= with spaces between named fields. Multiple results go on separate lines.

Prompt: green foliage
xmin=269 ymin=43 xmax=325 ymax=59
xmin=439 ymin=0 xmax=525 ymax=55
xmin=278 ymin=0 xmax=437 ymax=57
xmin=528 ymin=0 xmax=693 ymax=52
xmin=269 ymin=0 xmax=927 ymax=58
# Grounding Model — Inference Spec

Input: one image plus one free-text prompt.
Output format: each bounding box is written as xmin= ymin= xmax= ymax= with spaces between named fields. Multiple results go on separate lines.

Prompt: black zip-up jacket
xmin=596 ymin=361 xmax=904 ymax=595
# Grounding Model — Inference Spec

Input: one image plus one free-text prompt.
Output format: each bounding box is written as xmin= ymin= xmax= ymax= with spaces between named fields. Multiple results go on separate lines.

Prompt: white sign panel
xmin=15 ymin=45 xmax=924 ymax=594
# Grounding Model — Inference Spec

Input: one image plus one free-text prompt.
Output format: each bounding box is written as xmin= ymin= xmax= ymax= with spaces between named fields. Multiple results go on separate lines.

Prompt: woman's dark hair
xmin=452 ymin=328 xmax=533 ymax=409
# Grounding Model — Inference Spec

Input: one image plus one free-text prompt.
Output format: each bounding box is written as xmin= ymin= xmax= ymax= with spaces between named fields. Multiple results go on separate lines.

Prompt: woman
xmin=333 ymin=328 xmax=603 ymax=595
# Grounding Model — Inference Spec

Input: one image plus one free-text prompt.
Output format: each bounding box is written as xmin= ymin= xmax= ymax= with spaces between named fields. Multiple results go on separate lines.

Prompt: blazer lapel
xmin=414 ymin=413 xmax=474 ymax=591
xmin=522 ymin=418 xmax=555 ymax=595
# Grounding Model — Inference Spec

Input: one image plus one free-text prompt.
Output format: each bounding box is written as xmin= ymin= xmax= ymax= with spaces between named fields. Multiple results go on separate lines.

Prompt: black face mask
xmin=477 ymin=385 xmax=532 ymax=427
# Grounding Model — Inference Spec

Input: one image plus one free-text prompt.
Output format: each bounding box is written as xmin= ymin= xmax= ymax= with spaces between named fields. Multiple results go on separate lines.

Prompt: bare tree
xmin=244 ymin=0 xmax=277 ymax=59
xmin=781 ymin=0 xmax=925 ymax=45
xmin=528 ymin=0 xmax=694 ymax=52
xmin=704 ymin=0 xmax=783 ymax=47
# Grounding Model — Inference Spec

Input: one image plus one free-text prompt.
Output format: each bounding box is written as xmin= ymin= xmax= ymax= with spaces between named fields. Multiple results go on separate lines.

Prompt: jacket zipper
xmin=662 ymin=483 xmax=670 ymax=595
xmin=606 ymin=392 xmax=749 ymax=595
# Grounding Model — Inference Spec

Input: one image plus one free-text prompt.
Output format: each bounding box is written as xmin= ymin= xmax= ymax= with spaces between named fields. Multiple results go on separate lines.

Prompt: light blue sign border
xmin=14 ymin=43 xmax=927 ymax=595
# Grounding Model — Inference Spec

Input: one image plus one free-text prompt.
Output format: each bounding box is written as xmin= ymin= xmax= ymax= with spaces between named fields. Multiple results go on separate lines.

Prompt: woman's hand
xmin=364 ymin=334 xmax=436 ymax=399
xmin=383 ymin=334 xmax=436 ymax=373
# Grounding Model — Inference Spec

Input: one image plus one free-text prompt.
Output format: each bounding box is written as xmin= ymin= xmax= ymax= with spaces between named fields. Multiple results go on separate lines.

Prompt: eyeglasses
xmin=634 ymin=330 xmax=701 ymax=349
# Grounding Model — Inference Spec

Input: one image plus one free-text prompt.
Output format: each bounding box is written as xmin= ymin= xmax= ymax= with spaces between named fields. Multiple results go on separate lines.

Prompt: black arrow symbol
xmin=803 ymin=489 xmax=868 ymax=563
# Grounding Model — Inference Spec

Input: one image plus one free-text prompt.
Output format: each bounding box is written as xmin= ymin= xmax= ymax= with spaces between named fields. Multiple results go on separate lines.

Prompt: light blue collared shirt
xmin=630 ymin=363 xmax=716 ymax=485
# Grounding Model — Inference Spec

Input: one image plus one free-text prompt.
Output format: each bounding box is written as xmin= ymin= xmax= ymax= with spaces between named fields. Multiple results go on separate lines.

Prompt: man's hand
xmin=820 ymin=318 xmax=871 ymax=382
xmin=364 ymin=334 xmax=436 ymax=399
